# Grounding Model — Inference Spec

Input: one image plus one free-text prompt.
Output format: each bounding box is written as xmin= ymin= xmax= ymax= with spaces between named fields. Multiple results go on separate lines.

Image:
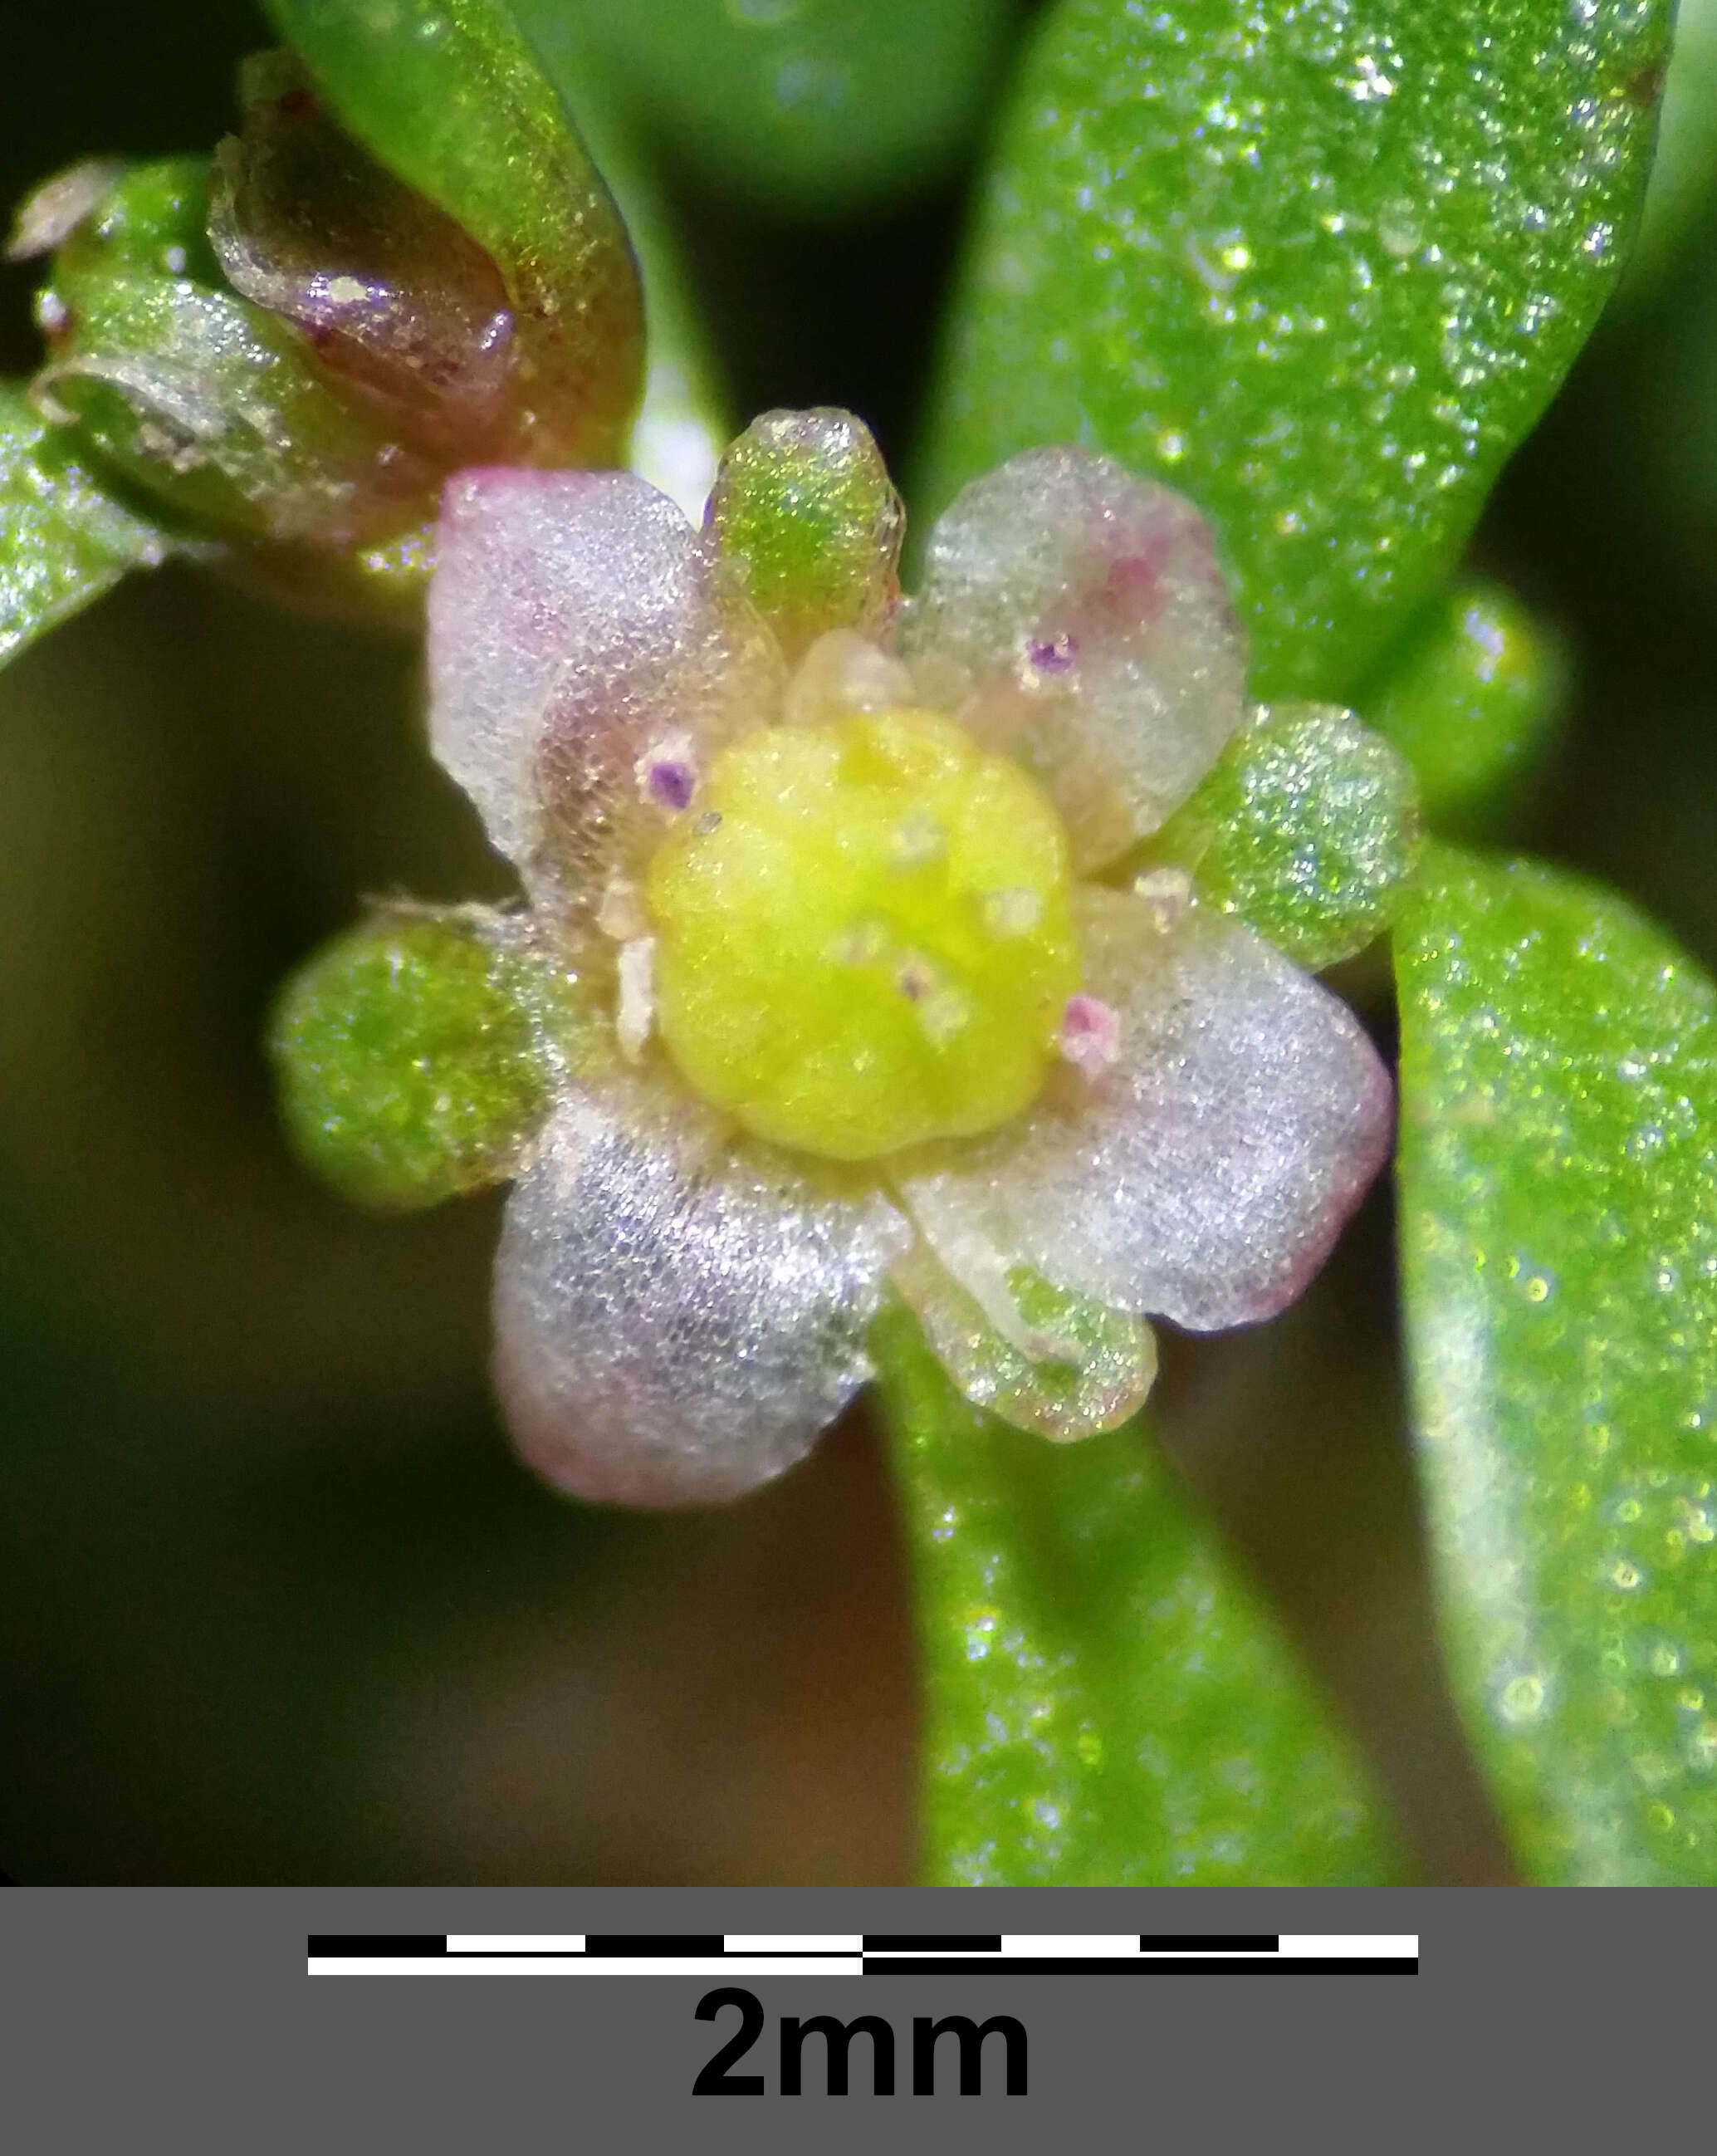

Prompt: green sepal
xmin=262 ymin=0 xmax=643 ymax=468
xmin=1142 ymin=703 xmax=1423 ymax=970
xmin=873 ymin=1303 xmax=1402 ymax=1884
xmin=919 ymin=0 xmax=1671 ymax=700
xmin=0 ymin=380 xmax=170 ymax=669
xmin=1397 ymin=847 xmax=1717 ymax=1884
xmin=269 ymin=909 xmax=586 ymax=1212
xmin=707 ymin=408 xmax=902 ymax=660
xmin=1362 ymin=583 xmax=1569 ymax=831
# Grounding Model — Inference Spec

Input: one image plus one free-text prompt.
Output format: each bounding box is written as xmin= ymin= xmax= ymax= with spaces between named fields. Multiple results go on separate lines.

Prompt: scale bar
xmin=310 ymin=1933 xmax=1416 ymax=1978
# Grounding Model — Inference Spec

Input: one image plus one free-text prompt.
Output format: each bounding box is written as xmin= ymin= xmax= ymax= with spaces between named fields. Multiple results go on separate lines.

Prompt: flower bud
xmin=32 ymin=156 xmax=439 ymax=571
xmin=12 ymin=16 xmax=644 ymax=624
xmin=209 ymin=54 xmax=522 ymax=468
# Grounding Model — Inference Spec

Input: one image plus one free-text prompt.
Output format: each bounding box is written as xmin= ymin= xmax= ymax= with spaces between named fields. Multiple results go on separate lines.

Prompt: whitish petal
xmin=902 ymin=449 xmax=1246 ymax=872
xmin=891 ymin=1236 xmax=1157 ymax=1443
xmin=897 ymin=889 xmax=1392 ymax=1330
xmin=428 ymin=468 xmax=785 ymax=922
xmin=492 ymin=1079 xmax=911 ymax=1506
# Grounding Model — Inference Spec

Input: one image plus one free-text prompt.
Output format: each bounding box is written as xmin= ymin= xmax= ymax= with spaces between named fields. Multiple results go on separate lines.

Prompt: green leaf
xmin=262 ymin=0 xmax=642 ymax=463
xmin=1396 ymin=846 xmax=1717 ymax=1884
xmin=0 ymin=382 xmax=169 ymax=669
xmin=873 ymin=1304 xmax=1401 ymax=1884
xmin=1361 ymin=582 xmax=1569 ymax=832
xmin=1142 ymin=702 xmax=1423 ymax=970
xmin=511 ymin=0 xmax=1023 ymax=210
xmin=1626 ymin=0 xmax=1717 ymax=294
xmin=919 ymin=0 xmax=1671 ymax=699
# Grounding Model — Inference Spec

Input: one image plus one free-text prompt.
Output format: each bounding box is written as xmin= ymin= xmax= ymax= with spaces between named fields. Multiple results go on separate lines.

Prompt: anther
xmin=1132 ymin=865 xmax=1194 ymax=926
xmin=1059 ymin=993 xmax=1121 ymax=1078
xmin=1022 ymin=630 xmax=1079 ymax=680
xmin=636 ymin=733 xmax=698 ymax=812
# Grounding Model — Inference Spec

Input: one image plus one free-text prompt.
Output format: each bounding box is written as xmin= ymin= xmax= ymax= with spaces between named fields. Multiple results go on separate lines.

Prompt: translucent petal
xmin=428 ymin=468 xmax=785 ymax=923
xmin=891 ymin=1237 xmax=1157 ymax=1443
xmin=492 ymin=1077 xmax=912 ymax=1506
xmin=902 ymin=448 xmax=1246 ymax=872
xmin=896 ymin=889 xmax=1392 ymax=1330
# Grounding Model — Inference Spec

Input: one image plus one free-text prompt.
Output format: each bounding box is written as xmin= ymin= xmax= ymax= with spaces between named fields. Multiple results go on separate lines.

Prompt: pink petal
xmin=428 ymin=468 xmax=785 ymax=925
xmin=896 ymin=889 xmax=1392 ymax=1331
xmin=492 ymin=1078 xmax=912 ymax=1507
xmin=902 ymin=449 xmax=1247 ymax=872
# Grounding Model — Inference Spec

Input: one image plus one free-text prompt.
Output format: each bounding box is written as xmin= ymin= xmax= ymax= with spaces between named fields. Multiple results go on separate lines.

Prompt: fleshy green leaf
xmin=1397 ymin=846 xmax=1717 ymax=1884
xmin=262 ymin=0 xmax=642 ymax=464
xmin=0 ymin=382 xmax=169 ymax=669
xmin=1362 ymin=582 xmax=1569 ymax=831
xmin=269 ymin=909 xmax=584 ymax=1210
xmin=1626 ymin=0 xmax=1717 ymax=293
xmin=1142 ymin=702 xmax=1423 ymax=970
xmin=920 ymin=0 xmax=1671 ymax=699
xmin=873 ymin=1305 xmax=1401 ymax=1884
xmin=511 ymin=0 xmax=1024 ymax=210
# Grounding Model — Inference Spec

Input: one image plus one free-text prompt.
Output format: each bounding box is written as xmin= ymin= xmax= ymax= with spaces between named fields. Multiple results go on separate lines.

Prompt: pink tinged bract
xmin=897 ymin=889 xmax=1393 ymax=1334
xmin=902 ymin=448 xmax=1248 ymax=874
xmin=427 ymin=468 xmax=784 ymax=925
xmin=492 ymin=1080 xmax=912 ymax=1507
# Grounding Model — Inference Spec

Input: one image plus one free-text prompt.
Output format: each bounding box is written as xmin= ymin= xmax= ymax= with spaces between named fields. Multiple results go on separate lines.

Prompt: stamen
xmin=596 ymin=874 xmax=649 ymax=942
xmin=783 ymin=629 xmax=916 ymax=727
xmin=615 ymin=937 xmax=656 ymax=1063
xmin=1132 ymin=864 xmax=1194 ymax=928
xmin=1060 ymin=993 xmax=1121 ymax=1078
xmin=1021 ymin=630 xmax=1079 ymax=680
xmin=636 ymin=733 xmax=698 ymax=812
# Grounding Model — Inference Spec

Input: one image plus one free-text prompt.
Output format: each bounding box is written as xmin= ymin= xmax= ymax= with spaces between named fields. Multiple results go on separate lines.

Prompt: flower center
xmin=645 ymin=708 xmax=1082 ymax=1161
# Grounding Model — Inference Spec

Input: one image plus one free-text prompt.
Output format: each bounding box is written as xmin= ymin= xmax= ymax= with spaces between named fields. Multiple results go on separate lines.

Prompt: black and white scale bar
xmin=308 ymin=1933 xmax=1416 ymax=1978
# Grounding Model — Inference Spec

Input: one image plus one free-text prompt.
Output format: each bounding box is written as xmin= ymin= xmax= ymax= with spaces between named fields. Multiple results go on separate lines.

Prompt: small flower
xmin=278 ymin=409 xmax=1401 ymax=1504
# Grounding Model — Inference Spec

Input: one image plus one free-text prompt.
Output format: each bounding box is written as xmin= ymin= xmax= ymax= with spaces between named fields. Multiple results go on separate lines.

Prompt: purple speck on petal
xmin=1026 ymin=630 xmax=1079 ymax=674
xmin=1060 ymin=993 xmax=1121 ymax=1077
xmin=646 ymin=757 xmax=697 ymax=811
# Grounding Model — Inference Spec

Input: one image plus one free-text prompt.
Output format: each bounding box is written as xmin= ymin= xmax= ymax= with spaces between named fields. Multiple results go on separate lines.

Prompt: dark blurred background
xmin=0 ymin=1 xmax=1710 ymax=1884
